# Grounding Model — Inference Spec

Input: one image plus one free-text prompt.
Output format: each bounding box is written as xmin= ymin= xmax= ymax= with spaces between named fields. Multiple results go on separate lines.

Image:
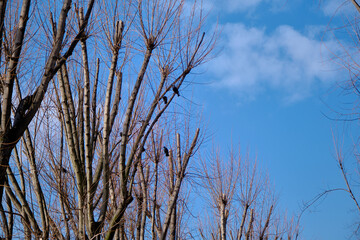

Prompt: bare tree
xmin=0 ymin=1 xmax=302 ymax=239
xmin=0 ymin=0 xmax=96 ymax=238
xmin=199 ymin=146 xmax=300 ymax=240
xmin=319 ymin=0 xmax=360 ymax=235
xmin=0 ymin=0 xmax=95 ymax=206
xmin=0 ymin=0 xmax=215 ymax=239
xmin=332 ymin=1 xmax=360 ymax=217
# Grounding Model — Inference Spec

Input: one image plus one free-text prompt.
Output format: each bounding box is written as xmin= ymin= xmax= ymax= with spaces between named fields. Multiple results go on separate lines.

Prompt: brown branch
xmin=351 ymin=0 xmax=360 ymax=14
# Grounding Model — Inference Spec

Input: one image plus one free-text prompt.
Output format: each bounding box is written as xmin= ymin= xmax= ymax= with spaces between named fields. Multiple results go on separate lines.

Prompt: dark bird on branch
xmin=14 ymin=95 xmax=33 ymax=127
xmin=172 ymin=86 xmax=180 ymax=96
xmin=163 ymin=146 xmax=169 ymax=157
xmin=162 ymin=96 xmax=167 ymax=104
xmin=58 ymin=166 xmax=67 ymax=173
xmin=139 ymin=120 xmax=149 ymax=126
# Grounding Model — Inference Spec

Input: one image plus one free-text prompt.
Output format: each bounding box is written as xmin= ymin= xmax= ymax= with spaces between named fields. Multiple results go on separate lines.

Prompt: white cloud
xmin=227 ymin=0 xmax=264 ymax=11
xmin=207 ymin=23 xmax=345 ymax=102
xmin=321 ymin=0 xmax=357 ymax=16
xmin=202 ymin=0 xmax=285 ymax=13
xmin=201 ymin=0 xmax=354 ymax=17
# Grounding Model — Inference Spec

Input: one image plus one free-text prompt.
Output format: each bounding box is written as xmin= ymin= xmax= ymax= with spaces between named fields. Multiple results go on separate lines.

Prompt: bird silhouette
xmin=139 ymin=120 xmax=149 ymax=126
xmin=163 ymin=146 xmax=169 ymax=157
xmin=59 ymin=166 xmax=67 ymax=173
xmin=162 ymin=96 xmax=168 ymax=104
xmin=172 ymin=86 xmax=180 ymax=96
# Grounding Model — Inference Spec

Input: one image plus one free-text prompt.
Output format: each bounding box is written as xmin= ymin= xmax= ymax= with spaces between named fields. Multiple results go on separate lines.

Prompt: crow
xmin=162 ymin=96 xmax=168 ymax=104
xmin=172 ymin=86 xmax=180 ymax=96
xmin=139 ymin=120 xmax=149 ymax=126
xmin=120 ymin=132 xmax=129 ymax=137
xmin=163 ymin=146 xmax=169 ymax=157
xmin=59 ymin=166 xmax=67 ymax=173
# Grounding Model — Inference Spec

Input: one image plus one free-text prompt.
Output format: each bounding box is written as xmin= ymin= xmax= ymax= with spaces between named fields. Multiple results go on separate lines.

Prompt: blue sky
xmin=193 ymin=0 xmax=360 ymax=239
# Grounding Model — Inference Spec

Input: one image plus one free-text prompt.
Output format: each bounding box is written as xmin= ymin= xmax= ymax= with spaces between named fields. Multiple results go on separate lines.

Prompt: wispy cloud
xmin=207 ymin=23 xmax=345 ymax=102
xmin=225 ymin=0 xmax=265 ymax=11
xmin=200 ymin=0 xmax=286 ymax=13
xmin=321 ymin=0 xmax=356 ymax=16
xmin=201 ymin=0 xmax=353 ymax=16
